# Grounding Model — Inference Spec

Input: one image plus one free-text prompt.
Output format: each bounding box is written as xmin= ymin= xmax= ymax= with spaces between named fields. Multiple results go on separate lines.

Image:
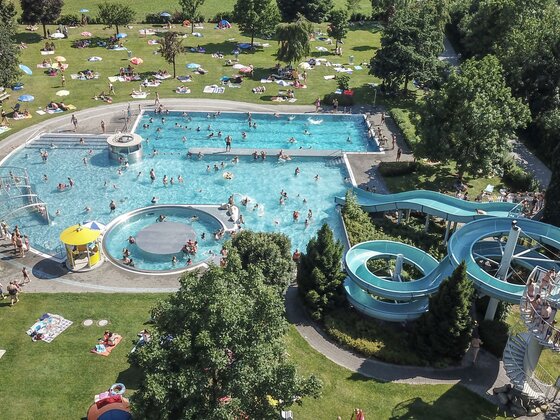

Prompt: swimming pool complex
xmin=1 ymin=111 xmax=370 ymax=272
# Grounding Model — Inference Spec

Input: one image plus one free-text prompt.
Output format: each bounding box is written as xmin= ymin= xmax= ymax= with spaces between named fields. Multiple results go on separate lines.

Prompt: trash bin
xmin=349 ymin=55 xmax=354 ymax=65
xmin=127 ymin=50 xmax=132 ymax=58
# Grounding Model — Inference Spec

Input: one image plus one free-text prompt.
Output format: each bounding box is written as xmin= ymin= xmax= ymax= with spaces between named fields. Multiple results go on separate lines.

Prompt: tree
xmin=97 ymin=2 xmax=135 ymax=36
xmin=0 ymin=1 xmax=19 ymax=88
xmin=297 ymin=224 xmax=346 ymax=321
xmin=276 ymin=15 xmax=313 ymax=65
xmin=327 ymin=9 xmax=349 ymax=50
xmin=369 ymin=2 xmax=444 ymax=91
xmin=419 ymin=55 xmax=531 ymax=177
xmin=233 ymin=0 xmax=280 ymax=47
xmin=130 ymin=266 xmax=322 ymax=419
xmin=346 ymin=0 xmax=361 ymax=15
xmin=224 ymin=230 xmax=295 ymax=294
xmin=20 ymin=0 xmax=63 ymax=39
xmin=543 ymin=144 xmax=560 ymax=226
xmin=413 ymin=262 xmax=474 ymax=361
xmin=159 ymin=32 xmax=183 ymax=78
xmin=179 ymin=0 xmax=205 ymax=33
xmin=276 ymin=0 xmax=333 ymax=23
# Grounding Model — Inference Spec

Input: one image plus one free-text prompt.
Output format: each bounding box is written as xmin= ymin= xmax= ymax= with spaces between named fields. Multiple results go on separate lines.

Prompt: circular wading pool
xmin=102 ymin=205 xmax=226 ymax=273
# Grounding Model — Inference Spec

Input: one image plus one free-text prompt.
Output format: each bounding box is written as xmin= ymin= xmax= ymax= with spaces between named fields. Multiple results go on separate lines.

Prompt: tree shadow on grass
xmin=389 ymin=387 xmax=504 ymax=419
xmin=116 ymin=364 xmax=142 ymax=390
xmin=352 ymin=45 xmax=377 ymax=52
xmin=15 ymin=32 xmax=43 ymax=44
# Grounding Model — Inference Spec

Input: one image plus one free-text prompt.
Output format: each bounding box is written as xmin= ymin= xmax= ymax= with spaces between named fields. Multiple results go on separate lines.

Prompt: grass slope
xmin=0 ymin=293 xmax=506 ymax=419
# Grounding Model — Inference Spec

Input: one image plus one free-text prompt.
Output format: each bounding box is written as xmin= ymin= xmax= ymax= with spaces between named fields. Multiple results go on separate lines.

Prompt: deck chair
xmin=12 ymin=103 xmax=20 ymax=113
xmin=281 ymin=411 xmax=293 ymax=420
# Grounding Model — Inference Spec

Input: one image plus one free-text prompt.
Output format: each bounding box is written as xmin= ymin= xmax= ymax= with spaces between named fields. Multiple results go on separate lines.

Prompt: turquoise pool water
xmin=136 ymin=111 xmax=378 ymax=152
xmin=2 ymin=135 xmax=350 ymax=268
xmin=103 ymin=206 xmax=224 ymax=271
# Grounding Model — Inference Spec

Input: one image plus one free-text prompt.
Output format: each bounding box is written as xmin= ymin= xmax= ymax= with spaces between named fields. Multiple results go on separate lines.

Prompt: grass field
xmin=3 ymin=22 xmax=382 ymax=139
xmin=12 ymin=0 xmax=373 ymax=20
xmin=0 ymin=293 xmax=507 ymax=419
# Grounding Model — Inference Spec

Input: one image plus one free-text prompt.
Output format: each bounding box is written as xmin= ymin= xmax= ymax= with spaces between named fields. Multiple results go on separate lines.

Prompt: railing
xmin=508 ymin=202 xmax=525 ymax=218
xmin=504 ymin=334 xmax=557 ymax=400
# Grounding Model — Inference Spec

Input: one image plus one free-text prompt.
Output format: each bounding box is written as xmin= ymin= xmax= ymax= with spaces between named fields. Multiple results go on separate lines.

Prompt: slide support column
xmin=496 ymin=221 xmax=521 ymax=280
xmin=443 ymin=220 xmax=451 ymax=246
xmin=484 ymin=297 xmax=499 ymax=320
xmin=424 ymin=214 xmax=430 ymax=232
xmin=397 ymin=210 xmax=402 ymax=225
xmin=392 ymin=254 xmax=404 ymax=282
xmin=406 ymin=209 xmax=411 ymax=222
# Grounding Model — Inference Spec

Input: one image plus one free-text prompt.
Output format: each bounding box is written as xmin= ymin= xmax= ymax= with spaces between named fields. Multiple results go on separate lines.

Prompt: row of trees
xmin=130 ymin=231 xmax=321 ymax=418
xmin=0 ymin=0 xmax=19 ymax=88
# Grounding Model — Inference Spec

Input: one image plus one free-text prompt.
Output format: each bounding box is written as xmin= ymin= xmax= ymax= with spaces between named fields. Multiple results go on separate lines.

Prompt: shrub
xmin=378 ymin=161 xmax=418 ymax=177
xmin=502 ymin=161 xmax=539 ymax=191
xmin=349 ymin=12 xmax=371 ymax=22
xmin=337 ymin=74 xmax=350 ymax=91
xmin=57 ymin=14 xmax=80 ymax=26
xmin=209 ymin=12 xmax=234 ymax=23
xmin=322 ymin=92 xmax=354 ymax=107
xmin=390 ymin=108 xmax=420 ymax=149
xmin=478 ymin=319 xmax=509 ymax=357
xmin=324 ymin=309 xmax=428 ymax=366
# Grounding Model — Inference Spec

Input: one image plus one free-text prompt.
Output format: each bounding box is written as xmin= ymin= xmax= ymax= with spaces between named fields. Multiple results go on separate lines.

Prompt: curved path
xmin=284 ymin=285 xmax=510 ymax=404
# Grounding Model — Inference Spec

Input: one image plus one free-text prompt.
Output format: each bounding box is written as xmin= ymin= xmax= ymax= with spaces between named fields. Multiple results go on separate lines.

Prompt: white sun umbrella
xmin=51 ymin=32 xmax=65 ymax=39
xmin=232 ymin=63 xmax=246 ymax=69
xmin=82 ymin=221 xmax=106 ymax=232
xmin=56 ymin=90 xmax=70 ymax=96
xmin=299 ymin=62 xmax=312 ymax=69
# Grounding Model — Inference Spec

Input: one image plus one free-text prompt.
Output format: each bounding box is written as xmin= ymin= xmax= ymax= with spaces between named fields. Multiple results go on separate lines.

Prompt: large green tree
xmin=224 ymin=230 xmax=295 ymax=294
xmin=276 ymin=0 xmax=333 ymax=23
xmin=275 ymin=15 xmax=313 ymax=65
xmin=20 ymin=0 xmax=63 ymax=39
xmin=0 ymin=0 xmax=19 ymax=88
xmin=297 ymin=224 xmax=346 ymax=321
xmin=327 ymin=9 xmax=349 ymax=50
xmin=233 ymin=0 xmax=280 ymax=47
xmin=413 ymin=262 xmax=474 ymax=361
xmin=419 ymin=55 xmax=530 ymax=177
xmin=159 ymin=32 xmax=183 ymax=78
xmin=543 ymin=144 xmax=560 ymax=226
xmin=130 ymin=266 xmax=322 ymax=419
xmin=97 ymin=2 xmax=135 ymax=36
xmin=369 ymin=2 xmax=445 ymax=91
xmin=179 ymin=0 xmax=205 ymax=33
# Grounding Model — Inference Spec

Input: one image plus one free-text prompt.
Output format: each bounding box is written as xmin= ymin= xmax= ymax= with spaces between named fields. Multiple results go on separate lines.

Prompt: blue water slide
xmin=344 ymin=279 xmax=429 ymax=322
xmin=344 ymin=240 xmax=452 ymax=300
xmin=335 ymin=187 xmax=518 ymax=223
xmin=447 ymin=218 xmax=560 ymax=303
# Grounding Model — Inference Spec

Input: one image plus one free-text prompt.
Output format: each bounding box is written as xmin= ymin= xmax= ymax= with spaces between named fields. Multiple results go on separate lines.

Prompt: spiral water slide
xmin=338 ymin=189 xmax=560 ymax=321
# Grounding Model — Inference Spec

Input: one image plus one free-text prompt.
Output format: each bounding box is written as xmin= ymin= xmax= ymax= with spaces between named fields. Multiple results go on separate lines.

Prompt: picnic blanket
xmin=203 ymin=85 xmax=225 ymax=94
xmin=154 ymin=74 xmax=172 ymax=80
xmin=27 ymin=313 xmax=73 ymax=343
xmin=12 ymin=114 xmax=32 ymax=120
xmin=0 ymin=126 xmax=12 ymax=134
xmin=177 ymin=76 xmax=192 ymax=82
xmin=40 ymin=50 xmax=55 ymax=55
xmin=91 ymin=335 xmax=123 ymax=357
xmin=107 ymin=46 xmax=127 ymax=51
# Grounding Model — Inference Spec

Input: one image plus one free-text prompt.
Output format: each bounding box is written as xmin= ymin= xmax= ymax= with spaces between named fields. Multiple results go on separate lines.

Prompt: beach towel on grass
xmin=27 ymin=313 xmax=73 ymax=343
xmin=0 ymin=126 xmax=12 ymax=133
xmin=40 ymin=51 xmax=55 ymax=55
xmin=91 ymin=335 xmax=123 ymax=357
xmin=131 ymin=92 xmax=149 ymax=99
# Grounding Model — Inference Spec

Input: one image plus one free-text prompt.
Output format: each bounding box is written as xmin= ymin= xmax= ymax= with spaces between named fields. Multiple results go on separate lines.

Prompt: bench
xmin=0 ymin=91 xmax=10 ymax=102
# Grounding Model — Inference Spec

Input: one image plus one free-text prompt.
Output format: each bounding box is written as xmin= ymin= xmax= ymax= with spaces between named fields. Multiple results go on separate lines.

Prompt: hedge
xmin=478 ymin=319 xmax=509 ymax=357
xmin=389 ymin=108 xmax=420 ymax=149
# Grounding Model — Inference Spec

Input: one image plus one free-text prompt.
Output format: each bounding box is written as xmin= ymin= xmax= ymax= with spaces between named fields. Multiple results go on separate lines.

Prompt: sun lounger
xmin=131 ymin=92 xmax=149 ymax=99
xmin=0 ymin=91 xmax=10 ymax=102
xmin=154 ymin=74 xmax=172 ymax=80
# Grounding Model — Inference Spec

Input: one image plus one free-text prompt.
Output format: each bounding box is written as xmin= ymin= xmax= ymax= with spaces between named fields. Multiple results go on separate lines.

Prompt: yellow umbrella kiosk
xmin=60 ymin=224 xmax=102 ymax=271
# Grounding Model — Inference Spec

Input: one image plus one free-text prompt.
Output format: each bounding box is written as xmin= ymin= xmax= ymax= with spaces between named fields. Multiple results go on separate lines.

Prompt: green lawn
xmin=3 ymin=22 xmax=381 ymax=139
xmin=13 ymin=0 xmax=373 ymax=20
xmin=0 ymin=293 xmax=507 ymax=419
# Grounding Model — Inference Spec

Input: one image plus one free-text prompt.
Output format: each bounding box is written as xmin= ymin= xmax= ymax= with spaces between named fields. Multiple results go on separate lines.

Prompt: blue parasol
xmin=18 ymin=64 xmax=32 ymax=75
xmin=18 ymin=94 xmax=34 ymax=102
xmin=80 ymin=8 xmax=89 ymax=13
xmin=186 ymin=63 xmax=201 ymax=69
xmin=116 ymin=33 xmax=127 ymax=39
xmin=160 ymin=12 xmax=171 ymax=17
